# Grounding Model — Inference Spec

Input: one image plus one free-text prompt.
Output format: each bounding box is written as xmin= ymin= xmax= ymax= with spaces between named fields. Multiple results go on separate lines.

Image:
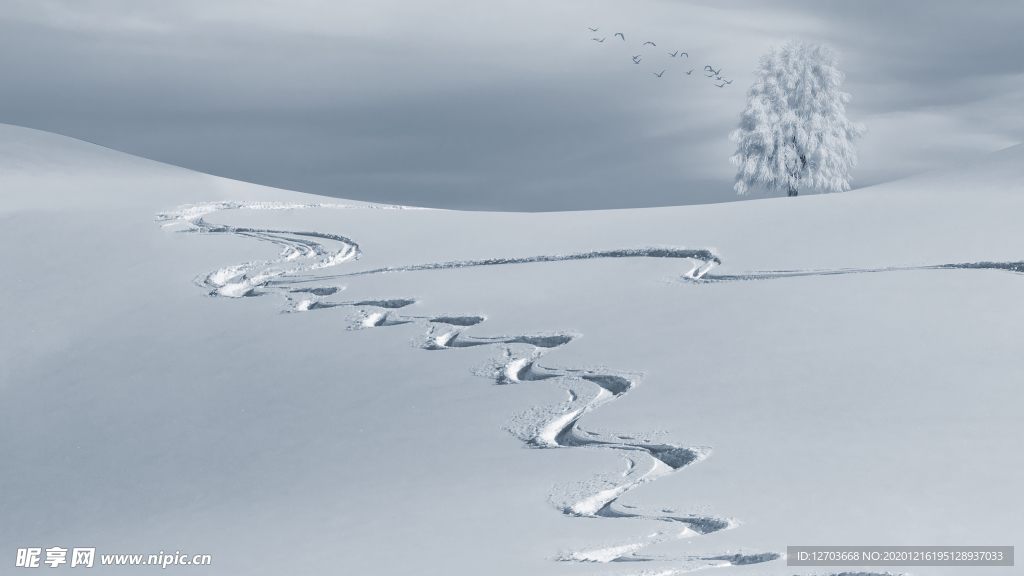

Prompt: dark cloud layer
xmin=0 ymin=1 xmax=1021 ymax=210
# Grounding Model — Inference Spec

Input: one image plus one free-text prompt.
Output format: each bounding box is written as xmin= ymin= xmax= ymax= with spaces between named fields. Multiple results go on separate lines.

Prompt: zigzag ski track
xmin=160 ymin=201 xmax=1012 ymax=573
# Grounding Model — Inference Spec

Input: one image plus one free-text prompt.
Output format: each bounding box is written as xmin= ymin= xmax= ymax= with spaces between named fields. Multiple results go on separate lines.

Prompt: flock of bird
xmin=587 ymin=27 xmax=733 ymax=87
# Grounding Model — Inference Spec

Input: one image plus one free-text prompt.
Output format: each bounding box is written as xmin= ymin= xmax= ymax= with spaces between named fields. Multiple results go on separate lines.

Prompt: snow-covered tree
xmin=729 ymin=40 xmax=865 ymax=196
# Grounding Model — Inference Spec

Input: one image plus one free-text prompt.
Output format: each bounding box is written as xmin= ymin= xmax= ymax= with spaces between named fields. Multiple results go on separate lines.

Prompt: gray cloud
xmin=0 ymin=1 xmax=1021 ymax=209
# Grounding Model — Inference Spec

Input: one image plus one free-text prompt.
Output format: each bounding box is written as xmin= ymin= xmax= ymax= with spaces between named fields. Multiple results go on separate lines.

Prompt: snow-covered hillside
xmin=2 ymin=123 xmax=1021 ymax=575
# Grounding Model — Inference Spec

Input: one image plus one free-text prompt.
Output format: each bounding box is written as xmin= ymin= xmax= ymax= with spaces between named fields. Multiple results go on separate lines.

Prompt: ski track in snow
xmin=315 ymin=248 xmax=722 ymax=280
xmin=160 ymin=201 xmax=1001 ymax=573
xmin=688 ymin=261 xmax=1024 ymax=284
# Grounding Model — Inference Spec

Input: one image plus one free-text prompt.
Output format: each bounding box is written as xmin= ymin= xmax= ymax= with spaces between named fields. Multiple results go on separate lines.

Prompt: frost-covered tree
xmin=729 ymin=40 xmax=865 ymax=196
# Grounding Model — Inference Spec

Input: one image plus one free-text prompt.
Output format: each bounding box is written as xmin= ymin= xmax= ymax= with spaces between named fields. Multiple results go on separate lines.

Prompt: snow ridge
xmin=157 ymin=201 xmax=772 ymax=569
xmin=156 ymin=200 xmax=428 ymax=224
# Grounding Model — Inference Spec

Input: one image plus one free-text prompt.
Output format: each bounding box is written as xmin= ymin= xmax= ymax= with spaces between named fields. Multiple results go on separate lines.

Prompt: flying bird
xmin=615 ymin=32 xmax=625 ymax=40
xmin=643 ymin=41 xmax=656 ymax=46
xmin=633 ymin=58 xmax=642 ymax=64
xmin=704 ymin=66 xmax=721 ymax=75
xmin=685 ymin=70 xmax=693 ymax=75
xmin=632 ymin=55 xmax=641 ymax=63
xmin=654 ymin=70 xmax=665 ymax=77
xmin=715 ymin=82 xmax=726 ymax=88
xmin=680 ymin=52 xmax=688 ymax=57
xmin=722 ymin=79 xmax=733 ymax=84
xmin=592 ymin=37 xmax=605 ymax=42
xmin=589 ymin=27 xmax=599 ymax=31
xmin=705 ymin=72 xmax=715 ymax=77
xmin=669 ymin=51 xmax=678 ymax=57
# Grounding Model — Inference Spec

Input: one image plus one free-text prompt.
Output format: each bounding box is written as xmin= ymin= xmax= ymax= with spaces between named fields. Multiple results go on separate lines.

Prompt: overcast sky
xmin=1 ymin=0 xmax=1022 ymax=210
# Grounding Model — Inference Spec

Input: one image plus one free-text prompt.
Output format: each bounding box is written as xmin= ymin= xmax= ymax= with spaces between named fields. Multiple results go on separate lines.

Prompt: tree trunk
xmin=788 ymin=186 xmax=798 ymax=197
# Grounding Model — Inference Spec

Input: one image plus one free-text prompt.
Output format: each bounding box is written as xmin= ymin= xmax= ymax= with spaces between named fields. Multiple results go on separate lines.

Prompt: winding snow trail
xmin=316 ymin=248 xmax=721 ymax=279
xmin=691 ymin=261 xmax=1024 ymax=284
xmin=158 ymin=200 xmax=980 ymax=573
xmin=157 ymin=202 xmax=744 ymax=567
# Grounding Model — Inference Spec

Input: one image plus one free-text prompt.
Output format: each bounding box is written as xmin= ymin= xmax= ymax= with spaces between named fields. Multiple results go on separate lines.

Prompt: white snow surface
xmin=2 ymin=122 xmax=1023 ymax=575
